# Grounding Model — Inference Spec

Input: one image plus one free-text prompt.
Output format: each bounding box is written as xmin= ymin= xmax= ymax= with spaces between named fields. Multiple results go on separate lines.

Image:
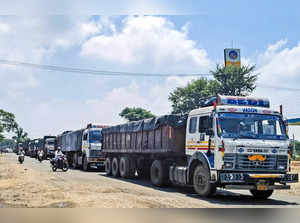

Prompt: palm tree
xmin=12 ymin=127 xmax=28 ymax=143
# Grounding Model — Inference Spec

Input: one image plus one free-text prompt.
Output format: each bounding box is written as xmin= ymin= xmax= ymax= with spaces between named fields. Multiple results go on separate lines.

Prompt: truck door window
xmin=189 ymin=117 xmax=197 ymax=134
xmin=199 ymin=116 xmax=210 ymax=132
xmin=83 ymin=133 xmax=88 ymax=141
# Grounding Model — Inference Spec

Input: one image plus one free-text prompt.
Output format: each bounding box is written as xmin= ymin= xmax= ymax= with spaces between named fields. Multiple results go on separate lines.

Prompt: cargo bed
xmin=102 ymin=115 xmax=187 ymax=155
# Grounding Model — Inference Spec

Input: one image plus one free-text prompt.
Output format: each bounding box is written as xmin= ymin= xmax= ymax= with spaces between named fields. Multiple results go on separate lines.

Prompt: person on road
xmin=54 ymin=147 xmax=64 ymax=161
xmin=18 ymin=146 xmax=25 ymax=156
xmin=53 ymin=147 xmax=64 ymax=167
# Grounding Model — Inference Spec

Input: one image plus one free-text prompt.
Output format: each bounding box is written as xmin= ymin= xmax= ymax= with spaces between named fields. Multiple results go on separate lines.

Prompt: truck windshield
xmin=217 ymin=113 xmax=287 ymax=140
xmin=89 ymin=130 xmax=102 ymax=143
xmin=46 ymin=140 xmax=54 ymax=145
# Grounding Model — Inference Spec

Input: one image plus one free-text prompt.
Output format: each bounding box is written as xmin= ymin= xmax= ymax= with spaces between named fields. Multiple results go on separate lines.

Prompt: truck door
xmin=82 ymin=131 xmax=89 ymax=157
xmin=198 ymin=115 xmax=214 ymax=168
xmin=186 ymin=116 xmax=199 ymax=156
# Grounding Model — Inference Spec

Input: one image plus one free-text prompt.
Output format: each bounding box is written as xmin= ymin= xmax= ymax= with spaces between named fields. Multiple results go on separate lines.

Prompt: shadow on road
xmin=101 ymin=175 xmax=299 ymax=206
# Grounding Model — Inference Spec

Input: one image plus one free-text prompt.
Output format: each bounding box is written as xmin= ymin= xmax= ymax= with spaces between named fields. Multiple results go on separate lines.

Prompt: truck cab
xmin=45 ymin=137 xmax=56 ymax=158
xmin=80 ymin=124 xmax=108 ymax=170
xmin=184 ymin=95 xmax=298 ymax=198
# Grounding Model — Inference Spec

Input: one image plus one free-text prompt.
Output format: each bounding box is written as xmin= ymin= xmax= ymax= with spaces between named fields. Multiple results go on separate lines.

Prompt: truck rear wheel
xmin=112 ymin=157 xmax=120 ymax=177
xmin=250 ymin=189 xmax=273 ymax=200
xmin=150 ymin=160 xmax=167 ymax=187
xmin=193 ymin=164 xmax=216 ymax=197
xmin=105 ymin=157 xmax=112 ymax=175
xmin=119 ymin=157 xmax=130 ymax=178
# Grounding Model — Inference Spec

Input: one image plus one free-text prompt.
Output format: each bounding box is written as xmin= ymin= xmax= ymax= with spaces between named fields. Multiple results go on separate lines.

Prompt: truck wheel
xmin=193 ymin=164 xmax=216 ymax=197
xmin=150 ymin=160 xmax=167 ymax=187
xmin=119 ymin=157 xmax=130 ymax=178
xmin=250 ymin=189 xmax=273 ymax=199
xmin=112 ymin=157 xmax=120 ymax=177
xmin=105 ymin=157 xmax=112 ymax=175
xmin=83 ymin=156 xmax=89 ymax=171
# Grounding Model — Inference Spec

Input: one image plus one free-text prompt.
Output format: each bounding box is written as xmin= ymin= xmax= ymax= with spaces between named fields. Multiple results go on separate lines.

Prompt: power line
xmin=0 ymin=59 xmax=211 ymax=77
xmin=2 ymin=59 xmax=300 ymax=92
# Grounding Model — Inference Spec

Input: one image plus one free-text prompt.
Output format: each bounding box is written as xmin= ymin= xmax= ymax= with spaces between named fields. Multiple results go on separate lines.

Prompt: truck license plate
xmin=257 ymin=185 xmax=268 ymax=191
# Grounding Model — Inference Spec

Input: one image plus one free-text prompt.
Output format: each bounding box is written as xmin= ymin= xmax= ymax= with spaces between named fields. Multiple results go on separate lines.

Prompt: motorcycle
xmin=37 ymin=151 xmax=44 ymax=163
xmin=50 ymin=155 xmax=68 ymax=172
xmin=18 ymin=153 xmax=25 ymax=164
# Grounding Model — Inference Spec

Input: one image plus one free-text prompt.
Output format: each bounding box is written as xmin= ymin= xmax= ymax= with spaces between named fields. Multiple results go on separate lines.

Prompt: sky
xmin=1 ymin=0 xmax=300 ymax=139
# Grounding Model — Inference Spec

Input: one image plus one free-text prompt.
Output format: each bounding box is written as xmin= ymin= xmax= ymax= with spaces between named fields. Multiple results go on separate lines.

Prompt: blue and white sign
xmin=218 ymin=95 xmax=270 ymax=108
xmin=224 ymin=48 xmax=241 ymax=67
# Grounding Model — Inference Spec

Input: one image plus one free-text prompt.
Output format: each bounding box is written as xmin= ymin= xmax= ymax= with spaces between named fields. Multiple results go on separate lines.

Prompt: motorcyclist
xmin=37 ymin=148 xmax=44 ymax=161
xmin=18 ymin=146 xmax=25 ymax=156
xmin=18 ymin=146 xmax=25 ymax=163
xmin=54 ymin=147 xmax=64 ymax=165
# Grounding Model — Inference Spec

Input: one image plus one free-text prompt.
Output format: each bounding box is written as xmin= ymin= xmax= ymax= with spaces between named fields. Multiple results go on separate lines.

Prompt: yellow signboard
xmin=224 ymin=48 xmax=241 ymax=67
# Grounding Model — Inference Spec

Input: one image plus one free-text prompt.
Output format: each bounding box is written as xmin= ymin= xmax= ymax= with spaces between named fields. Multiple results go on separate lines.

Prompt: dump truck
xmin=56 ymin=124 xmax=108 ymax=171
xmin=102 ymin=95 xmax=298 ymax=199
xmin=41 ymin=136 xmax=56 ymax=158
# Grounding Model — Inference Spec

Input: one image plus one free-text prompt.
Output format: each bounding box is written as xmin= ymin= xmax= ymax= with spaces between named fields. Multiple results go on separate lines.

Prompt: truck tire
xmin=83 ymin=156 xmax=90 ymax=171
xmin=250 ymin=189 xmax=273 ymax=199
xmin=150 ymin=160 xmax=167 ymax=187
xmin=112 ymin=157 xmax=120 ymax=177
xmin=119 ymin=157 xmax=130 ymax=178
xmin=105 ymin=157 xmax=112 ymax=175
xmin=193 ymin=164 xmax=216 ymax=197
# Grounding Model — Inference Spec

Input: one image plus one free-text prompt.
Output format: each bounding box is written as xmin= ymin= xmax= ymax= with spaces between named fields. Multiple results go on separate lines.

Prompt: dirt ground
xmin=0 ymin=154 xmax=208 ymax=208
xmin=0 ymin=153 xmax=300 ymax=208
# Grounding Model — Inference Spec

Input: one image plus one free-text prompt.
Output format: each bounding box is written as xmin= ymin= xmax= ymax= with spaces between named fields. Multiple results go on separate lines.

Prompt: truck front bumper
xmin=220 ymin=172 xmax=298 ymax=189
xmin=88 ymin=157 xmax=105 ymax=168
xmin=225 ymin=184 xmax=291 ymax=190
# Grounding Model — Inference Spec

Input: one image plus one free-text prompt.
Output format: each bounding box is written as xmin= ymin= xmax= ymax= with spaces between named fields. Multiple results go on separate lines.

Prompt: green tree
xmin=169 ymin=78 xmax=218 ymax=115
xmin=169 ymin=64 xmax=259 ymax=114
xmin=0 ymin=109 xmax=17 ymax=141
xmin=12 ymin=127 xmax=28 ymax=143
xmin=119 ymin=107 xmax=155 ymax=122
xmin=210 ymin=64 xmax=258 ymax=96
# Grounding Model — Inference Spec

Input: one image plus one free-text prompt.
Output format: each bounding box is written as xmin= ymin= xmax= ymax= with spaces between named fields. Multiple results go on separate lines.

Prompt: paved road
xmin=5 ymin=153 xmax=300 ymax=208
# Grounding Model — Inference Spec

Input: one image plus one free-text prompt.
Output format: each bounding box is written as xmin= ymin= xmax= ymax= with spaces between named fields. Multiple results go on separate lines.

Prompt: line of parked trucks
xmin=18 ymin=95 xmax=299 ymax=199
xmin=20 ymin=124 xmax=109 ymax=171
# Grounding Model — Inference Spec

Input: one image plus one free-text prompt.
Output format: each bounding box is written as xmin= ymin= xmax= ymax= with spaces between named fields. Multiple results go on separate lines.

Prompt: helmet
xmin=57 ymin=146 xmax=61 ymax=151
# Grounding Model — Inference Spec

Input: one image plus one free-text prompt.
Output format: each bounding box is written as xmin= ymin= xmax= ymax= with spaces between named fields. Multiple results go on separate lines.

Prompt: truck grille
xmin=224 ymin=153 xmax=288 ymax=171
xmin=89 ymin=150 xmax=101 ymax=157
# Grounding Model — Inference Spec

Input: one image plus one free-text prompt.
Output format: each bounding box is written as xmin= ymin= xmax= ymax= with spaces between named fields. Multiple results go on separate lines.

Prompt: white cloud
xmin=252 ymin=40 xmax=300 ymax=140
xmin=81 ymin=16 xmax=213 ymax=73
xmin=0 ymin=23 xmax=10 ymax=33
xmin=80 ymin=22 xmax=101 ymax=38
xmin=257 ymin=40 xmax=300 ymax=86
